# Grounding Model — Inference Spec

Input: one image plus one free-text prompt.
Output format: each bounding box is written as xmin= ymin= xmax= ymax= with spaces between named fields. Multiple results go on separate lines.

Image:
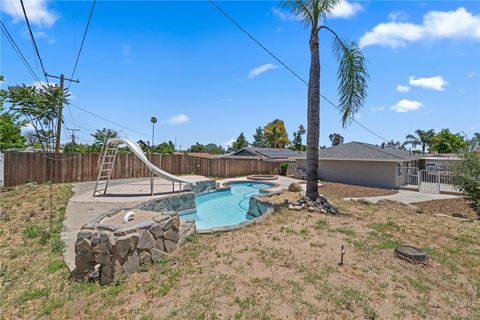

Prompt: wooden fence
xmin=2 ymin=152 xmax=282 ymax=187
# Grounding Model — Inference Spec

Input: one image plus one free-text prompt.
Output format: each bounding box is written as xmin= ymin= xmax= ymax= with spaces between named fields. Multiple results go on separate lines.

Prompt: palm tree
xmin=282 ymin=0 xmax=368 ymax=199
xmin=150 ymin=116 xmax=157 ymax=148
xmin=403 ymin=129 xmax=435 ymax=154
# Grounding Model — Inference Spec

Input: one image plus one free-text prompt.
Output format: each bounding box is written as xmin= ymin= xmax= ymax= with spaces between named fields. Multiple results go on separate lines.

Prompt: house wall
xmin=295 ymin=159 xmax=399 ymax=189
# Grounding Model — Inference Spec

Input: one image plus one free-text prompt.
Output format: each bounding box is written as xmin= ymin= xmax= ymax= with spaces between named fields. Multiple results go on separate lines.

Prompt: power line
xmin=67 ymin=0 xmax=96 ymax=89
xmin=68 ymin=102 xmax=150 ymax=139
xmin=19 ymin=0 xmax=49 ymax=83
xmin=208 ymin=0 xmax=389 ymax=143
xmin=0 ymin=21 xmax=42 ymax=84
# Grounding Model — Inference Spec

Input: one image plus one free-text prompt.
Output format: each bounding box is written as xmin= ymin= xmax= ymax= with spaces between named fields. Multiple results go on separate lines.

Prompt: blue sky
xmin=1 ymin=0 xmax=479 ymax=149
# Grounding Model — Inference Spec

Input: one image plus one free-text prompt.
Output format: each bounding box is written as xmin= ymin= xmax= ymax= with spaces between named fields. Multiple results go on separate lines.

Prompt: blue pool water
xmin=180 ymin=181 xmax=273 ymax=230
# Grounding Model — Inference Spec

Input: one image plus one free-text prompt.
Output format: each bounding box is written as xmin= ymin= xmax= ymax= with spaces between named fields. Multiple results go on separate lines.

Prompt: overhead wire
xmin=208 ymin=0 xmax=389 ymax=143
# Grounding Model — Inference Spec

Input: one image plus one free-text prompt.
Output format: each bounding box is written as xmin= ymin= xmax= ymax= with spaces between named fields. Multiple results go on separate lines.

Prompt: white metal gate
xmin=396 ymin=166 xmax=459 ymax=194
xmin=419 ymin=170 xmax=440 ymax=193
xmin=396 ymin=166 xmax=418 ymax=189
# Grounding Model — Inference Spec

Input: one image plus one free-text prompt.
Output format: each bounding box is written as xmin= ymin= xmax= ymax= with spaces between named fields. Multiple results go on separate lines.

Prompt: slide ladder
xmin=93 ymin=143 xmax=119 ymax=196
xmin=92 ymin=138 xmax=195 ymax=197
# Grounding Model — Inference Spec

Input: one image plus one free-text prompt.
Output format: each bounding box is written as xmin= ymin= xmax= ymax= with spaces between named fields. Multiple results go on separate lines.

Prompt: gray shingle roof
xmin=221 ymin=147 xmax=305 ymax=159
xmin=318 ymin=142 xmax=419 ymax=161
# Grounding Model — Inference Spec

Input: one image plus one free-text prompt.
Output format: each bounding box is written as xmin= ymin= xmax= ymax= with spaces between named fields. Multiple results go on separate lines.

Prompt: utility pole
xmin=66 ymin=128 xmax=80 ymax=145
xmin=46 ymin=73 xmax=79 ymax=152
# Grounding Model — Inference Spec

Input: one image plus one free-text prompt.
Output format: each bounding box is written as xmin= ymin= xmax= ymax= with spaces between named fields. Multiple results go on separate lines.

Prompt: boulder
xmin=75 ymin=238 xmax=92 ymax=253
xmin=123 ymin=251 xmax=139 ymax=274
xmin=139 ymin=251 xmax=151 ymax=264
xmin=137 ymin=230 xmax=154 ymax=250
xmin=164 ymin=239 xmax=176 ymax=253
xmin=288 ymin=182 xmax=303 ymax=192
xmin=151 ymin=248 xmax=168 ymax=262
xmin=113 ymin=235 xmax=131 ymax=259
xmin=149 ymin=224 xmax=164 ymax=239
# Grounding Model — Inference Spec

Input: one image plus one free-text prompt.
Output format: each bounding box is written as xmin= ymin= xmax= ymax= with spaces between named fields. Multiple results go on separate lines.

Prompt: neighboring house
xmin=219 ymin=147 xmax=305 ymax=161
xmin=295 ymin=142 xmax=420 ymax=189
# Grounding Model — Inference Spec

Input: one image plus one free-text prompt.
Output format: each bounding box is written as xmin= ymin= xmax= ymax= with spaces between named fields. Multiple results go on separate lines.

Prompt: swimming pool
xmin=180 ymin=181 xmax=274 ymax=231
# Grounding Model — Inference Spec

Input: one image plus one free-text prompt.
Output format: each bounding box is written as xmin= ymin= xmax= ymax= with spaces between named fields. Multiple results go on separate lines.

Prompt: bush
xmin=280 ymin=162 xmax=288 ymax=176
xmin=453 ymin=151 xmax=480 ymax=212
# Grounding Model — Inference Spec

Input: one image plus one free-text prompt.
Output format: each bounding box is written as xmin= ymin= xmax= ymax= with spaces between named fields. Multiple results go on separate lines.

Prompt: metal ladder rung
xmin=99 ymin=175 xmax=110 ymax=179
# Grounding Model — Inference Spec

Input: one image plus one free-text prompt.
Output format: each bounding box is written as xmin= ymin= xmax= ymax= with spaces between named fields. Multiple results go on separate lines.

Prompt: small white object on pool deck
xmin=123 ymin=211 xmax=136 ymax=224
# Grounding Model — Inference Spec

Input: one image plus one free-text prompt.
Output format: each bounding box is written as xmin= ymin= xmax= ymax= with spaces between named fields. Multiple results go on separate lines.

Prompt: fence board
xmin=2 ymin=152 xmax=282 ymax=187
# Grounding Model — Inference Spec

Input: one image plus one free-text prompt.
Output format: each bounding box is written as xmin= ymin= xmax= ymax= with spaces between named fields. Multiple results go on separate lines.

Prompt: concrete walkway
xmin=345 ymin=189 xmax=460 ymax=204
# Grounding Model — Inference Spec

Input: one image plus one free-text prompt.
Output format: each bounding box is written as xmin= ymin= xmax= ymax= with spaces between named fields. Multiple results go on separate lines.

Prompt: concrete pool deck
xmin=62 ymin=175 xmax=304 ymax=270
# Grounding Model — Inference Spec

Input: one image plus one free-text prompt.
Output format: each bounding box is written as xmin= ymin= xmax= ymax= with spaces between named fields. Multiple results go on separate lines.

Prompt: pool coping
xmin=221 ymin=179 xmax=280 ymax=193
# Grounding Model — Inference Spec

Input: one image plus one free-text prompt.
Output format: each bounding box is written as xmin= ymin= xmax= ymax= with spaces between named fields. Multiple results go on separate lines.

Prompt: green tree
xmin=0 ymin=112 xmax=26 ymax=151
xmin=453 ymin=150 xmax=480 ymax=213
xmin=467 ymin=132 xmax=480 ymax=151
xmin=384 ymin=140 xmax=406 ymax=150
xmin=252 ymin=126 xmax=266 ymax=147
xmin=403 ymin=129 xmax=435 ymax=154
xmin=4 ymin=83 xmax=69 ymax=151
xmin=430 ymin=129 xmax=466 ymax=153
xmin=187 ymin=142 xmax=205 ymax=153
xmin=328 ymin=132 xmax=344 ymax=146
xmin=153 ymin=141 xmax=175 ymax=154
xmin=264 ymin=119 xmax=289 ymax=148
xmin=228 ymin=132 xmax=249 ymax=152
xmin=290 ymin=124 xmax=306 ymax=151
xmin=204 ymin=143 xmax=225 ymax=154
xmin=282 ymin=0 xmax=368 ymax=199
xmin=91 ymin=128 xmax=119 ymax=150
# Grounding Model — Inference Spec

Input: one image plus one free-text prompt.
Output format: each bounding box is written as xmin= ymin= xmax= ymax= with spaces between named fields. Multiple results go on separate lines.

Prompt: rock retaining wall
xmin=191 ymin=179 xmax=216 ymax=194
xmin=140 ymin=192 xmax=196 ymax=213
xmin=73 ymin=211 xmax=181 ymax=284
xmin=246 ymin=194 xmax=274 ymax=220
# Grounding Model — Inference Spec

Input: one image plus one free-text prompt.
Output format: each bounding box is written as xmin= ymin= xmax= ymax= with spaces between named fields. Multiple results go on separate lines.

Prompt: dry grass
xmin=1 ymin=184 xmax=479 ymax=319
xmin=319 ymin=181 xmax=398 ymax=198
xmin=413 ymin=197 xmax=479 ymax=220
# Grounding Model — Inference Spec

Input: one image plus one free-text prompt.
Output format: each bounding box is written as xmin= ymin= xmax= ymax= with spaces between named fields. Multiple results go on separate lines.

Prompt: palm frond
xmin=332 ymin=37 xmax=369 ymax=127
xmin=280 ymin=0 xmax=341 ymax=27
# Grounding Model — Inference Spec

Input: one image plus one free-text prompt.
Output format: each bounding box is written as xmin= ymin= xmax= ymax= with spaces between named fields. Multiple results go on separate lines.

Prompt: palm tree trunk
xmin=306 ymin=27 xmax=320 ymax=200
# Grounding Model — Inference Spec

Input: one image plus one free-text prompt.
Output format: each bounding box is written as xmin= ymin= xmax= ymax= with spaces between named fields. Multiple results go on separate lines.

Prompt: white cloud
xmin=248 ymin=63 xmax=277 ymax=79
xmin=409 ymin=75 xmax=447 ymax=91
xmin=396 ymin=85 xmax=410 ymax=93
xmin=370 ymin=106 xmax=385 ymax=112
xmin=354 ymin=112 xmax=362 ymax=120
xmin=359 ymin=7 xmax=480 ymax=48
xmin=390 ymin=99 xmax=423 ymax=113
xmin=467 ymin=71 xmax=478 ymax=78
xmin=1 ymin=0 xmax=58 ymax=27
xmin=21 ymin=28 xmax=55 ymax=44
xmin=272 ymin=1 xmax=361 ymax=21
xmin=388 ymin=10 xmax=408 ymax=22
xmin=167 ymin=114 xmax=189 ymax=125
xmin=271 ymin=8 xmax=299 ymax=21
xmin=328 ymin=0 xmax=363 ymax=19
xmin=224 ymin=138 xmax=235 ymax=148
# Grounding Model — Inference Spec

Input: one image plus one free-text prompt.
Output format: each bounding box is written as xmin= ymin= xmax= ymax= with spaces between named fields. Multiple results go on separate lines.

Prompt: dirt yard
xmin=319 ymin=181 xmax=398 ymax=198
xmin=1 ymin=183 xmax=479 ymax=319
xmin=413 ymin=197 xmax=479 ymax=220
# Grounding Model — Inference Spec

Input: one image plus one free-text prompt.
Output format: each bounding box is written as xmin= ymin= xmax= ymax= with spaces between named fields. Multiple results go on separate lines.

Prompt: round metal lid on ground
xmin=394 ymin=245 xmax=428 ymax=264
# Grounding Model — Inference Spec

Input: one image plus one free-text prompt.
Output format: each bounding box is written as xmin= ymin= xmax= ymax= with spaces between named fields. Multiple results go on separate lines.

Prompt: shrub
xmin=453 ymin=151 xmax=480 ymax=212
xmin=279 ymin=162 xmax=288 ymax=176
